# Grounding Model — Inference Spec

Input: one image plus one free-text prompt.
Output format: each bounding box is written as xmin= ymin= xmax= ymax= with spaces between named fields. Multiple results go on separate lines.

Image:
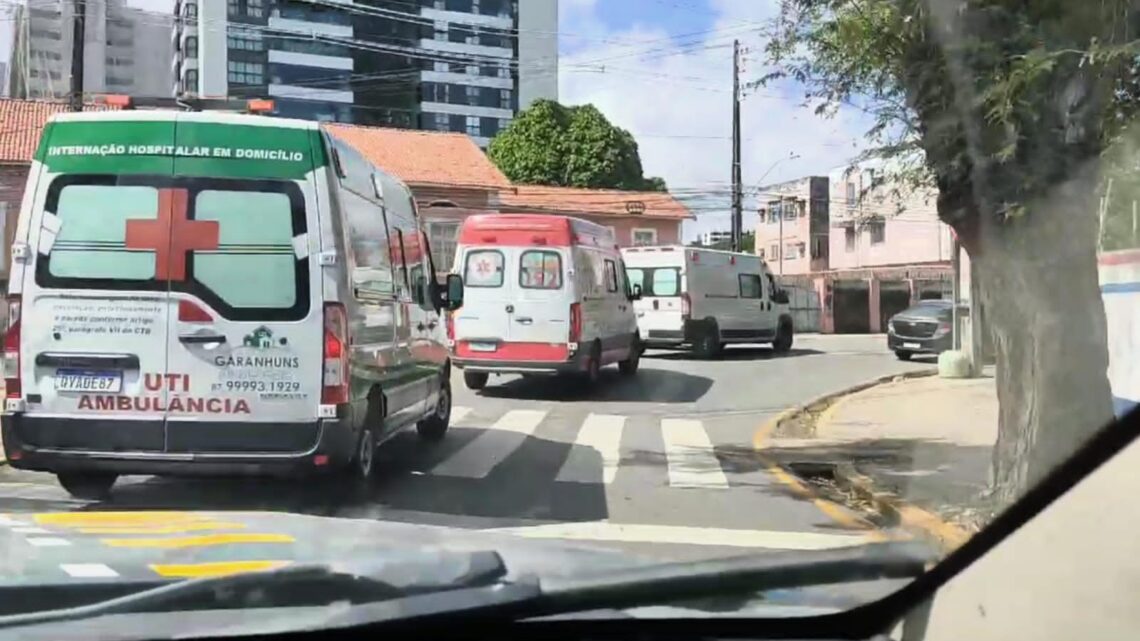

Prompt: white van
xmin=449 ymin=214 xmax=642 ymax=390
xmin=1 ymin=102 xmax=466 ymax=498
xmin=622 ymin=245 xmax=793 ymax=358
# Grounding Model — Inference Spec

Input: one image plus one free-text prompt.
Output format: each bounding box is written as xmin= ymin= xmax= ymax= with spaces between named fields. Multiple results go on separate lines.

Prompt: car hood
xmin=0 ymin=511 xmax=911 ymax=629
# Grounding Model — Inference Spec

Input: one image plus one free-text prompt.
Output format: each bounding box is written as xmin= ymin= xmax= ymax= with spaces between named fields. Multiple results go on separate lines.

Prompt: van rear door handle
xmin=179 ymin=334 xmax=227 ymax=345
xmin=515 ymin=317 xmax=533 ymax=325
xmin=35 ymin=352 xmax=140 ymax=369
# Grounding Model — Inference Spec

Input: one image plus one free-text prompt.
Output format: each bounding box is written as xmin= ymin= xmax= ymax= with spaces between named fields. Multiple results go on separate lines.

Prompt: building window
xmin=184 ymin=69 xmax=198 ymax=92
xmin=247 ymin=0 xmax=263 ymax=17
xmin=434 ymin=61 xmax=448 ymax=72
xmin=466 ymin=64 xmax=479 ymax=75
xmin=185 ymin=36 xmax=197 ymax=58
xmin=811 ymin=236 xmax=828 ymax=260
xmin=435 ymin=29 xmax=447 ymax=41
xmin=465 ymin=115 xmax=480 ymax=136
xmin=844 ymin=227 xmax=856 ymax=251
xmin=227 ymin=27 xmax=263 ymax=51
xmin=846 ymin=182 xmax=856 ymax=207
xmin=869 ymin=221 xmax=886 ymax=244
xmin=797 ymin=242 xmax=806 ymax=258
xmin=185 ymin=2 xmax=197 ymax=17
xmin=497 ymin=64 xmax=510 ymax=78
xmin=465 ymin=85 xmax=479 ymax=103
xmin=427 ymin=221 xmax=460 ymax=270
xmin=499 ymin=89 xmax=511 ymax=109
xmin=433 ymin=112 xmax=449 ymax=131
xmin=498 ymin=118 xmax=511 ymax=131
xmin=770 ymin=244 xmax=779 ymax=260
xmin=632 ymin=228 xmax=657 ymax=246
xmin=227 ymin=60 xmax=264 ymax=85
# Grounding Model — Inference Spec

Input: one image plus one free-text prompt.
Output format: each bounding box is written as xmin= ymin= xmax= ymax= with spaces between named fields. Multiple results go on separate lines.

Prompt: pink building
xmin=755 ymin=163 xmax=956 ymax=333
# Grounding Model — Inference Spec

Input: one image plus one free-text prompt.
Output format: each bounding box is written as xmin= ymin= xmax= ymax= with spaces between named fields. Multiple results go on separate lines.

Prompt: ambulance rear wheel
xmin=464 ymin=372 xmax=489 ymax=390
xmin=57 ymin=472 xmax=117 ymax=500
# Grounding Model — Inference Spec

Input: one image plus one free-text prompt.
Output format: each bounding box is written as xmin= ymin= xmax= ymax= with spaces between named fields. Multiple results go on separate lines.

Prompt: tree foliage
xmin=488 ymin=99 xmax=667 ymax=191
xmin=763 ymin=0 xmax=1138 ymax=503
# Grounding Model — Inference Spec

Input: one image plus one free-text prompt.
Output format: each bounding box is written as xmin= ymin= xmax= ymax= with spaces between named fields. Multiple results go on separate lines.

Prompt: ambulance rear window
xmin=36 ymin=175 xmax=309 ymax=321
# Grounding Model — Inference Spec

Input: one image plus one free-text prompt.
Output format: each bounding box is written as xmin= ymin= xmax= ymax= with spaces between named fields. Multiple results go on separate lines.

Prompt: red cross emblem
xmin=476 ymin=259 xmax=492 ymax=275
xmin=124 ymin=188 xmax=220 ymax=281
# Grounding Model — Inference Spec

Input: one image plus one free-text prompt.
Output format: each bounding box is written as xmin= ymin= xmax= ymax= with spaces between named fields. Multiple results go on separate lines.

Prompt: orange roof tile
xmin=501 ymin=184 xmax=692 ymax=220
xmin=0 ymin=99 xmax=117 ymax=164
xmin=324 ymin=123 xmax=510 ymax=190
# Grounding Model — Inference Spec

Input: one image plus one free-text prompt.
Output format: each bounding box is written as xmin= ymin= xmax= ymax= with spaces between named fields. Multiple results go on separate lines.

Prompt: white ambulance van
xmin=1 ymin=99 xmax=465 ymax=498
xmin=449 ymin=214 xmax=642 ymax=390
xmin=621 ymin=245 xmax=793 ymax=358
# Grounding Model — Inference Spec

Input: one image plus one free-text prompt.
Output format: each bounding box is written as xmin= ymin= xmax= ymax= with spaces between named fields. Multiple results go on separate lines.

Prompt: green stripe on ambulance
xmin=35 ymin=120 xmax=328 ymax=179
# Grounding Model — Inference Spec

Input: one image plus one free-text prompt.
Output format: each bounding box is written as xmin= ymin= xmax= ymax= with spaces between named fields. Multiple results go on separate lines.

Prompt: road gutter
xmin=751 ymin=368 xmax=976 ymax=552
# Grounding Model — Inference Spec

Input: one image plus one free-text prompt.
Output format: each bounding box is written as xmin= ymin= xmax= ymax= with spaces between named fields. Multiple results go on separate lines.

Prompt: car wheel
xmin=773 ymin=321 xmax=794 ymax=353
xmin=463 ymin=371 xmax=489 ymax=390
xmin=57 ymin=472 xmax=117 ymax=500
xmin=895 ymin=350 xmax=913 ymax=361
xmin=417 ymin=377 xmax=452 ymax=442
xmin=354 ymin=426 xmax=377 ymax=480
xmin=694 ymin=324 xmax=721 ymax=359
xmin=618 ymin=335 xmax=641 ymax=376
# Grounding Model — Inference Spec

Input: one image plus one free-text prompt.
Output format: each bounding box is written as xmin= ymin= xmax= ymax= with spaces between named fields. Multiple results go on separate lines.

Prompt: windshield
xmin=1 ymin=0 xmax=1138 ymax=634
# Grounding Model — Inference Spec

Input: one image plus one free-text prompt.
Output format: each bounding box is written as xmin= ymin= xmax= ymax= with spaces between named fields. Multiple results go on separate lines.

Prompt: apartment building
xmin=8 ymin=0 xmax=174 ymax=100
xmin=755 ymin=161 xmax=957 ymax=333
xmin=173 ymin=0 xmax=558 ymax=144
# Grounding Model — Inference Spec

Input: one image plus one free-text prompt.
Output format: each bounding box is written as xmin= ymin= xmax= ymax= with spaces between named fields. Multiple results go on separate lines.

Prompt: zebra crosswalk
xmin=433 ymin=406 xmax=743 ymax=489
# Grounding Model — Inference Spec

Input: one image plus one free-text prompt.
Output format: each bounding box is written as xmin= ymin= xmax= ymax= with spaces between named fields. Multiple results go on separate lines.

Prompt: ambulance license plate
xmin=55 ymin=369 xmax=123 ymax=393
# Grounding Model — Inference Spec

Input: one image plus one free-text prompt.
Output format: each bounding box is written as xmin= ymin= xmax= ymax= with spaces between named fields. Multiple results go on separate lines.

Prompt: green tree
xmin=764 ymin=0 xmax=1138 ymax=503
xmin=489 ymin=99 xmax=663 ymax=191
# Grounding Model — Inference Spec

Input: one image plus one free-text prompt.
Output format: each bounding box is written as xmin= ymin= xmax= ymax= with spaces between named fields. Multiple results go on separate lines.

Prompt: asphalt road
xmin=0 ymin=335 xmax=929 ymax=568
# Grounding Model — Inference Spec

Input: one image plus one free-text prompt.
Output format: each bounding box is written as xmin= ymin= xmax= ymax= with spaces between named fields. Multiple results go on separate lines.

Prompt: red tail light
xmin=4 ymin=296 xmax=21 ymax=399
xmin=680 ymin=292 xmax=692 ymax=319
xmin=939 ymin=320 xmax=952 ymax=334
xmin=322 ymin=303 xmax=349 ymax=405
xmin=569 ymin=303 xmax=582 ymax=343
xmin=445 ymin=310 xmax=455 ymax=341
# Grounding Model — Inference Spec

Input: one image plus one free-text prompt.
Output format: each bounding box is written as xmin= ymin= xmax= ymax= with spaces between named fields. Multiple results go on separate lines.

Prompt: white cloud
xmin=558 ymin=0 xmax=874 ymax=239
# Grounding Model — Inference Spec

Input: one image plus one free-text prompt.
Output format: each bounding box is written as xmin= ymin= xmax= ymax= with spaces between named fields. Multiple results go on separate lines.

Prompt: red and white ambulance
xmin=447 ymin=214 xmax=642 ymax=390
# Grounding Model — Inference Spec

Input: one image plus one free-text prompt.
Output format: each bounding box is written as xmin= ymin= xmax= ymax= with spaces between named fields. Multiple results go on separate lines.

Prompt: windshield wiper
xmin=0 ymin=549 xmax=508 ymax=630
xmin=323 ymin=541 xmax=936 ymax=629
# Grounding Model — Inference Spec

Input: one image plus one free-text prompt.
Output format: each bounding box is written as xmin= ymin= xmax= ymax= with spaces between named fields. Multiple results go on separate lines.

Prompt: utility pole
xmin=68 ymin=0 xmax=86 ymax=112
xmin=730 ymin=39 xmax=743 ymax=252
xmin=950 ymin=235 xmax=961 ymax=350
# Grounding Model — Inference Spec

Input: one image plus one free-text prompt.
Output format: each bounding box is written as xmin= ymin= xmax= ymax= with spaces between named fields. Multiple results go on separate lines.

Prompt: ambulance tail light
xmin=569 ymin=303 xmax=582 ymax=343
xmin=681 ymin=292 xmax=692 ymax=319
xmin=445 ymin=310 xmax=455 ymax=341
xmin=4 ymin=296 xmax=20 ymax=398
xmin=322 ymin=303 xmax=349 ymax=405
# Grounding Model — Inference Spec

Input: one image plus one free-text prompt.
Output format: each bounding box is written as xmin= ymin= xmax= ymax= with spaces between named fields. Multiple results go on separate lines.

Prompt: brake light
xmin=681 ymin=292 xmax=691 ymax=319
xmin=445 ymin=310 xmax=455 ymax=341
xmin=569 ymin=303 xmax=582 ymax=343
xmin=322 ymin=303 xmax=349 ymax=405
xmin=4 ymin=296 xmax=20 ymax=399
xmin=939 ymin=320 xmax=952 ymax=334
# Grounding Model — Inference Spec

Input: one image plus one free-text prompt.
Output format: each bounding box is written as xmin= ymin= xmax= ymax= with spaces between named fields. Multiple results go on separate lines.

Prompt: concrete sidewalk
xmin=767 ymin=371 xmax=998 ymax=536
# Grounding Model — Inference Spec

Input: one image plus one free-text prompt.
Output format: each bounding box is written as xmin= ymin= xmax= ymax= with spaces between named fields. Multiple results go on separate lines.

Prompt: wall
xmin=828 ymin=165 xmax=953 ymax=269
xmin=1100 ymin=249 xmax=1140 ymax=417
xmin=517 ymin=0 xmax=558 ymax=108
xmin=596 ymin=217 xmax=682 ymax=248
xmin=0 ymin=164 xmax=29 ymax=283
xmin=755 ymin=177 xmax=814 ymax=275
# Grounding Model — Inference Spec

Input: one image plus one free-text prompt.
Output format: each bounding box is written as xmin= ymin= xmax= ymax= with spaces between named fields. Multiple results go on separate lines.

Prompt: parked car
xmin=621 ymin=245 xmax=794 ymax=358
xmin=448 ymin=214 xmax=641 ymax=391
xmin=887 ymin=299 xmax=954 ymax=360
xmin=1 ymin=105 xmax=464 ymax=499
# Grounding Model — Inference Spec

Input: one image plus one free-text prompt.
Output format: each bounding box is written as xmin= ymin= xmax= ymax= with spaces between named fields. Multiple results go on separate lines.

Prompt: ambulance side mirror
xmin=445 ymin=274 xmax=464 ymax=311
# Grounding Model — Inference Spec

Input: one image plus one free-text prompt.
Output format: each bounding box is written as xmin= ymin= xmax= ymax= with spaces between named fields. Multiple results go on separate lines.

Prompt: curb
xmin=832 ymin=462 xmax=971 ymax=551
xmin=752 ymin=367 xmax=974 ymax=548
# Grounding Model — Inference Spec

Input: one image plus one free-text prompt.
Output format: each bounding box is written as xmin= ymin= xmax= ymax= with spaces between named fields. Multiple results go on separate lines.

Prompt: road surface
xmin=0 ymin=335 xmax=928 ymax=569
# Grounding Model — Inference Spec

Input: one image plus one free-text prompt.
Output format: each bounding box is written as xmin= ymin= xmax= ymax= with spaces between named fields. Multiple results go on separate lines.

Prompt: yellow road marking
xmin=150 ymin=560 xmax=291 ymax=578
xmin=752 ymin=408 xmax=885 ymax=538
xmin=75 ymin=521 xmax=249 ymax=535
xmin=101 ymin=533 xmax=295 ymax=549
xmin=36 ymin=512 xmax=214 ymax=527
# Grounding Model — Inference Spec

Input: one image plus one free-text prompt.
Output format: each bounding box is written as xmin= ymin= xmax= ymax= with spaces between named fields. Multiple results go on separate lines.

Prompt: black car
xmin=886 ymin=299 xmax=954 ymax=360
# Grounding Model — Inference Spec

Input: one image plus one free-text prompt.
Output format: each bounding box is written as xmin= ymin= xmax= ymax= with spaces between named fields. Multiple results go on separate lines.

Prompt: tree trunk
xmin=964 ymin=173 xmax=1115 ymax=507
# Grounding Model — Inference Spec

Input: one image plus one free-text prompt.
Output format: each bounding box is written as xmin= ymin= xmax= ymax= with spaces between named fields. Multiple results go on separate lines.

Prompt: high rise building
xmin=173 ymin=0 xmax=558 ymax=145
xmin=8 ymin=0 xmax=174 ymax=101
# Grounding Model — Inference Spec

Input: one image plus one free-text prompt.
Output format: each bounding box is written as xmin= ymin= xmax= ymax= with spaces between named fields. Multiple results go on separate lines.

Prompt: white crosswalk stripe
xmin=555 ymin=413 xmax=625 ymax=484
xmin=432 ymin=409 xmax=547 ymax=479
xmin=450 ymin=406 xmax=473 ymax=425
xmin=660 ymin=418 xmax=730 ymax=489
